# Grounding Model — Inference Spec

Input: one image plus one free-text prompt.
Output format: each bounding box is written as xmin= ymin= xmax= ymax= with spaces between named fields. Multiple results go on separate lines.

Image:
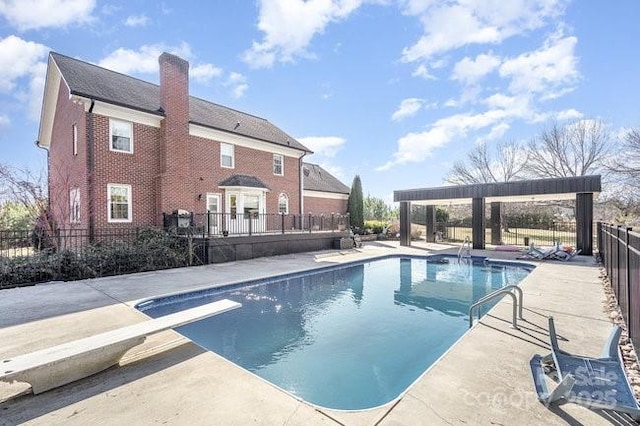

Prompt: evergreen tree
xmin=347 ymin=175 xmax=364 ymax=230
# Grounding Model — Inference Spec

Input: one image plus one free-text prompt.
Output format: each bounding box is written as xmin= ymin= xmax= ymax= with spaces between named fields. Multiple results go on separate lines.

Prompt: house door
xmin=226 ymin=192 xmax=266 ymax=234
xmin=206 ymin=193 xmax=221 ymax=235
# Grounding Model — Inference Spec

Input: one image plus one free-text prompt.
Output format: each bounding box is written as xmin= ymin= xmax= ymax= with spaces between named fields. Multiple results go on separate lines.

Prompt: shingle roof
xmin=219 ymin=174 xmax=270 ymax=190
xmin=50 ymin=52 xmax=311 ymax=152
xmin=302 ymin=163 xmax=350 ymax=194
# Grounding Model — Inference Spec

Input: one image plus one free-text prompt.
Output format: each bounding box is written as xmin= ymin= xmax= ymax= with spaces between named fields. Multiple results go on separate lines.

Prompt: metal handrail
xmin=458 ymin=236 xmax=471 ymax=262
xmin=468 ymin=285 xmax=524 ymax=329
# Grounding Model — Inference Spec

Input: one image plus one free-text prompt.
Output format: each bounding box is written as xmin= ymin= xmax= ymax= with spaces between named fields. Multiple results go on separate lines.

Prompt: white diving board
xmin=0 ymin=299 xmax=241 ymax=394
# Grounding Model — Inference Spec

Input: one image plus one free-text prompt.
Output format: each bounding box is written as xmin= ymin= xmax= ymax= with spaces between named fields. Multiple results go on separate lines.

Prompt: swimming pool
xmin=137 ymin=255 xmax=532 ymax=410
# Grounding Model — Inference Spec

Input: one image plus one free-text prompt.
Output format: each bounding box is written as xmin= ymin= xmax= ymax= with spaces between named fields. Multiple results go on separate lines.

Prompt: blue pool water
xmin=137 ymin=255 xmax=532 ymax=410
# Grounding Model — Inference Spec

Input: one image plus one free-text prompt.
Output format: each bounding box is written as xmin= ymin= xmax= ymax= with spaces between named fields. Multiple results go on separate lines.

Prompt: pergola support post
xmin=472 ymin=197 xmax=485 ymax=250
xmin=576 ymin=192 xmax=594 ymax=255
xmin=400 ymin=201 xmax=411 ymax=246
xmin=490 ymin=202 xmax=501 ymax=245
xmin=426 ymin=205 xmax=436 ymax=242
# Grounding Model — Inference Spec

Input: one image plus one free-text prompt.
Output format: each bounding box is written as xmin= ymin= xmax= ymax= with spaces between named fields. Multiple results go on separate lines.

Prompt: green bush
xmin=0 ymin=227 xmax=200 ymax=289
xmin=364 ymin=220 xmax=389 ymax=234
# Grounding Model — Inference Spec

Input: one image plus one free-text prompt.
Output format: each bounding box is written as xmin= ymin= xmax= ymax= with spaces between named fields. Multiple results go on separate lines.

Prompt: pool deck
xmin=0 ymin=241 xmax=633 ymax=425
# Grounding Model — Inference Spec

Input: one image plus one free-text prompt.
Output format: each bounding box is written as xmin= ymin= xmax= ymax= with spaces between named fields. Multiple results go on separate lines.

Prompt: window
xmin=109 ymin=119 xmax=133 ymax=153
xmin=273 ymin=154 xmax=284 ymax=176
xmin=278 ymin=193 xmax=289 ymax=214
xmin=244 ymin=194 xmax=260 ymax=219
xmin=70 ymin=188 xmax=80 ymax=223
xmin=107 ymin=184 xmax=132 ymax=222
xmin=230 ymin=194 xmax=237 ymax=219
xmin=221 ymin=143 xmax=234 ymax=168
xmin=72 ymin=123 xmax=78 ymax=156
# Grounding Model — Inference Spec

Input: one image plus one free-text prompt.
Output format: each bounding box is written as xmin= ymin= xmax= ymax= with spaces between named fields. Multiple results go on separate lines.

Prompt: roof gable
xmin=49 ymin=52 xmax=310 ymax=153
xmin=302 ymin=163 xmax=350 ymax=194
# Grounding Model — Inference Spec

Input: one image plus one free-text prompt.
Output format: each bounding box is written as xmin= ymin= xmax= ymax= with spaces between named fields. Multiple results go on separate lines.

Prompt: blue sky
xmin=0 ymin=0 xmax=638 ymax=203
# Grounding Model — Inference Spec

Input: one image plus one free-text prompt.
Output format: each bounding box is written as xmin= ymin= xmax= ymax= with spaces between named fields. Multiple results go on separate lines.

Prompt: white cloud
xmin=391 ymin=98 xmax=423 ymax=121
xmin=298 ymin=136 xmax=346 ymax=158
xmin=452 ymin=53 xmax=500 ymax=85
xmin=411 ymin=64 xmax=437 ymax=80
xmin=0 ymin=35 xmax=48 ymax=121
xmin=499 ymin=30 xmax=578 ymax=97
xmin=0 ymin=0 xmax=95 ymax=31
xmin=401 ymin=0 xmax=566 ymax=63
xmin=124 ymin=14 xmax=149 ymax=27
xmin=98 ymin=42 xmax=193 ymax=74
xmin=0 ymin=35 xmax=48 ymax=92
xmin=378 ymin=103 xmax=531 ymax=171
xmin=0 ymin=114 xmax=9 ymax=127
xmin=556 ymin=108 xmax=583 ymax=121
xmin=225 ymin=72 xmax=248 ymax=98
xmin=242 ymin=0 xmax=363 ymax=68
xmin=191 ymin=63 xmax=223 ymax=84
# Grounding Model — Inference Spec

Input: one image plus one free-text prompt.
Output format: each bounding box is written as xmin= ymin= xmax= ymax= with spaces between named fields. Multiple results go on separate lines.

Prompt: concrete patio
xmin=0 ymin=241 xmax=633 ymax=425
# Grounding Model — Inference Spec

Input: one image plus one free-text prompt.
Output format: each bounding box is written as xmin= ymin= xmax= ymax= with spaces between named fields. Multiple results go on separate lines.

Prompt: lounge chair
xmin=551 ymin=247 xmax=582 ymax=261
xmin=530 ymin=317 xmax=640 ymax=420
xmin=518 ymin=243 xmax=562 ymax=260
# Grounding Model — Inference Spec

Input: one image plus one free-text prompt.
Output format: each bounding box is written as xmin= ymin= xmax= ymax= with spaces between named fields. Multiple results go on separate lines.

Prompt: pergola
xmin=393 ymin=175 xmax=602 ymax=255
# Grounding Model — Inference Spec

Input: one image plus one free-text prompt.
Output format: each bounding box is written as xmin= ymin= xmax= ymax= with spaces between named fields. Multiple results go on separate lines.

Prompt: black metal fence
xmin=434 ymin=221 xmax=577 ymax=247
xmin=598 ymin=223 xmax=640 ymax=352
xmin=0 ymin=227 xmax=207 ymax=289
xmin=164 ymin=212 xmax=350 ymax=237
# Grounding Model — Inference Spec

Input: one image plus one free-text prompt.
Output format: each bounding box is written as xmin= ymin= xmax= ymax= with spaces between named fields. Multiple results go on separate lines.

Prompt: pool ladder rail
xmin=458 ymin=237 xmax=472 ymax=263
xmin=468 ymin=285 xmax=524 ymax=330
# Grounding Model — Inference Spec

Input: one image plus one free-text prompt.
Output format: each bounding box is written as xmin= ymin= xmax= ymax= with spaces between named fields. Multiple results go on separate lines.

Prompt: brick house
xmin=36 ymin=52 xmax=349 ymax=235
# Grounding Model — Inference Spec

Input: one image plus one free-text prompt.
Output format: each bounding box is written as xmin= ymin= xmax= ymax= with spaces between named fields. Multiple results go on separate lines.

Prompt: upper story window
xmin=278 ymin=193 xmax=289 ymax=214
xmin=107 ymin=184 xmax=132 ymax=223
xmin=72 ymin=123 xmax=78 ymax=156
xmin=70 ymin=188 xmax=80 ymax=223
xmin=110 ymin=119 xmax=133 ymax=153
xmin=221 ymin=143 xmax=234 ymax=168
xmin=273 ymin=154 xmax=284 ymax=176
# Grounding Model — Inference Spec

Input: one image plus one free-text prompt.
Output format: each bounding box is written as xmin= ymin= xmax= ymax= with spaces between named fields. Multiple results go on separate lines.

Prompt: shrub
xmin=364 ymin=220 xmax=389 ymax=234
xmin=0 ymin=227 xmax=200 ymax=288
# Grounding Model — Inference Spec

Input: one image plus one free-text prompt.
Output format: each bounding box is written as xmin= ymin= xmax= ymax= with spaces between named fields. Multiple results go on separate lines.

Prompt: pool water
xmin=138 ymin=255 xmax=531 ymax=410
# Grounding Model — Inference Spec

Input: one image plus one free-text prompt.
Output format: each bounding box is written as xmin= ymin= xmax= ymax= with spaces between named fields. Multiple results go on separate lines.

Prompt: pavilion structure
xmin=393 ymin=175 xmax=601 ymax=255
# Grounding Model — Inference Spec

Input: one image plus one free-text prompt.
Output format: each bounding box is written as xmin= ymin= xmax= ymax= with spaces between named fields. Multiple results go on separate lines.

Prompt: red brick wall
xmin=48 ymin=80 xmax=88 ymax=228
xmin=189 ymin=135 xmax=301 ymax=215
xmin=90 ymin=114 xmax=161 ymax=228
xmin=304 ymin=196 xmax=348 ymax=215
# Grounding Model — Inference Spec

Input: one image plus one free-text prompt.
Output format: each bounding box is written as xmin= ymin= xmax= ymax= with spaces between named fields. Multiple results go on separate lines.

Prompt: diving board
xmin=0 ymin=299 xmax=241 ymax=394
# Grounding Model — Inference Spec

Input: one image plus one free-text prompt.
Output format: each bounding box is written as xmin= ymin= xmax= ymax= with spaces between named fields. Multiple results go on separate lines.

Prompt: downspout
xmin=87 ymin=100 xmax=95 ymax=242
xmin=299 ymin=153 xmax=306 ymax=216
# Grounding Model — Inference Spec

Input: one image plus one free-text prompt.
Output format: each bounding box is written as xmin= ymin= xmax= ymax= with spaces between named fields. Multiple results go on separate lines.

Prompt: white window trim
xmin=70 ymin=188 xmax=80 ymax=223
xmin=273 ymin=154 xmax=284 ymax=176
xmin=109 ymin=118 xmax=134 ymax=154
xmin=220 ymin=142 xmax=235 ymax=168
xmin=72 ymin=123 xmax=78 ymax=156
xmin=107 ymin=184 xmax=132 ymax=223
xmin=278 ymin=193 xmax=289 ymax=214
xmin=225 ymin=189 xmax=267 ymax=215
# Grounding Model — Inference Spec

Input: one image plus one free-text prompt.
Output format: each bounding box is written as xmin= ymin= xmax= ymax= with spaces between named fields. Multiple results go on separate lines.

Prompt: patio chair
xmin=529 ymin=316 xmax=640 ymax=420
xmin=550 ymin=247 xmax=582 ymax=261
xmin=518 ymin=243 xmax=562 ymax=260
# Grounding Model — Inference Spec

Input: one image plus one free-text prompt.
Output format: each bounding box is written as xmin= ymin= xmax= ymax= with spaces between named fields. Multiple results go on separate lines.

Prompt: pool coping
xmin=0 ymin=242 xmax=622 ymax=425
xmin=132 ymin=253 xmax=535 ymax=414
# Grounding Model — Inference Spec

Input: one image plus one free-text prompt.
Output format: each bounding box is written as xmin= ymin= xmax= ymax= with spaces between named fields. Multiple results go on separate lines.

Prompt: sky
xmin=0 ymin=0 xmax=639 ymax=204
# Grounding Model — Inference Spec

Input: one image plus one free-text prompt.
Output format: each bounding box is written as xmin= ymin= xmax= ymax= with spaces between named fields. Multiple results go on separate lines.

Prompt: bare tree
xmin=0 ymin=163 xmax=47 ymax=224
xmin=527 ymin=120 xmax=610 ymax=178
xmin=608 ymin=127 xmax=640 ymax=184
xmin=445 ymin=140 xmax=529 ymax=184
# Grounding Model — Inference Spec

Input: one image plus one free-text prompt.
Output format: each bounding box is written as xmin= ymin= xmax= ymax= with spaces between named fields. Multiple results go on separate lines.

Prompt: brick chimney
xmin=157 ymin=52 xmax=195 ymax=220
